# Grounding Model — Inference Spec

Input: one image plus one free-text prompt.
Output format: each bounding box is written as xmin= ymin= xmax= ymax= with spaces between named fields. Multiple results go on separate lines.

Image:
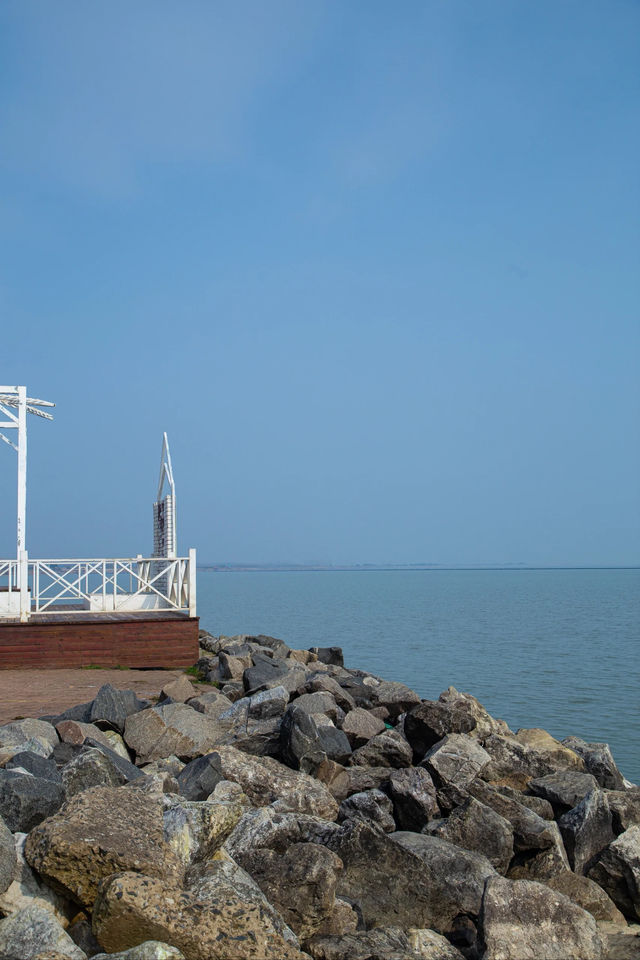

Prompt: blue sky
xmin=1 ymin=1 xmax=638 ymax=565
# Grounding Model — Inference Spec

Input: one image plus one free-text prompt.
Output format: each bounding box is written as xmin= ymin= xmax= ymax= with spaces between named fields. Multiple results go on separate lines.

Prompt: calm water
xmin=197 ymin=568 xmax=640 ymax=784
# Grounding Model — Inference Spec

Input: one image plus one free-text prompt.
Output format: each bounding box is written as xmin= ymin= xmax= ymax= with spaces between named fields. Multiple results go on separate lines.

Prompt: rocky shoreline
xmin=0 ymin=630 xmax=638 ymax=960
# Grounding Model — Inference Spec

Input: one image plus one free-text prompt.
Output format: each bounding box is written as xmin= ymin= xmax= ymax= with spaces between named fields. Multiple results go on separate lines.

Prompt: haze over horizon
xmin=1 ymin=2 xmax=638 ymax=568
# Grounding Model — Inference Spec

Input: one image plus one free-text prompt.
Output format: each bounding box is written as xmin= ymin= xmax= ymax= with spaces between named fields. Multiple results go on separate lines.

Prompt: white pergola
xmin=0 ymin=386 xmax=55 ymax=562
xmin=0 ymin=387 xmax=196 ymax=622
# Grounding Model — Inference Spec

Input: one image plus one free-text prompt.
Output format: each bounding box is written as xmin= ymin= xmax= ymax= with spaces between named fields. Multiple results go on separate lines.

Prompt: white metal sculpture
xmin=0 ymin=386 xmax=55 ymax=561
xmin=153 ymin=432 xmax=176 ymax=558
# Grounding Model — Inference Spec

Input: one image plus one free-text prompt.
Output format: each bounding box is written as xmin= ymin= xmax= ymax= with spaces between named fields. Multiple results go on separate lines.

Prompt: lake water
xmin=197 ymin=568 xmax=640 ymax=784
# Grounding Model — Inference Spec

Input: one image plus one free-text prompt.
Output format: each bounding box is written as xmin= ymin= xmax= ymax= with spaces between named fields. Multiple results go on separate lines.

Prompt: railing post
xmin=188 ymin=548 xmax=197 ymax=618
xmin=19 ymin=550 xmax=29 ymax=622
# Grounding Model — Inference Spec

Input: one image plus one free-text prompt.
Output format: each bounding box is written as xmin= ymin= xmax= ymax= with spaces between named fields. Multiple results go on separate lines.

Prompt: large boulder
xmin=123 ymin=703 xmax=230 ymax=763
xmin=4 ymin=750 xmax=61 ymax=783
xmin=527 ymin=770 xmax=599 ymax=814
xmin=0 ymin=903 xmax=84 ymax=959
xmin=366 ymin=681 xmax=421 ymax=721
xmin=61 ymin=747 xmax=137 ymax=797
xmin=307 ymin=926 xmax=464 ymax=959
xmin=421 ymin=734 xmax=491 ymax=809
xmin=280 ymin=706 xmax=351 ymax=773
xmin=404 ymin=688 xmax=506 ymax=761
xmin=339 ymin=709 xmax=385 ymax=748
xmin=338 ymin=789 xmax=395 ymax=833
xmin=243 ymin=657 xmax=308 ymax=696
xmin=224 ymin=807 xmax=341 ymax=865
xmin=0 ymin=830 xmax=72 ymax=926
xmin=207 ymin=746 xmax=339 ymax=819
xmin=562 ymin=736 xmax=626 ymax=790
xmin=292 ymin=692 xmax=342 ymax=724
xmin=92 ymin=869 xmax=307 ymax=959
xmin=24 ymin=785 xmax=243 ymax=908
xmin=239 ymin=841 xmax=343 ymax=940
xmin=321 ymin=819 xmax=495 ymax=934
xmin=55 ymin=720 xmax=116 ymax=752
xmin=588 ymin=825 xmax=640 ymax=921
xmin=514 ymin=728 xmax=586 ymax=772
xmin=349 ymin=729 xmax=413 ymax=769
xmin=558 ymin=788 xmax=615 ymax=874
xmin=0 ymin=815 xmax=16 ymax=897
xmin=304 ymin=676 xmax=356 ymax=714
xmin=540 ymin=869 xmax=625 ymax=922
xmin=388 ymin=766 xmax=440 ymax=831
xmin=89 ymin=684 xmax=150 ymax=733
xmin=92 ymin=944 xmax=185 ymax=960
xmin=426 ymin=797 xmax=514 ymax=874
xmin=187 ymin=689 xmax=234 ymax=718
xmin=606 ymin=788 xmax=640 ymax=834
xmin=0 ymin=719 xmax=58 ymax=759
xmin=479 ymin=876 xmax=603 ymax=959
xmin=176 ymin=754 xmax=224 ymax=801
xmin=0 ymin=769 xmax=65 ymax=832
xmin=469 ymin=779 xmax=564 ymax=854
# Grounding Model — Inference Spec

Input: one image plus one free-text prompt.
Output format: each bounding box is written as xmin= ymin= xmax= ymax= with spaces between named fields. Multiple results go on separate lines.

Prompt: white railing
xmin=0 ymin=549 xmax=197 ymax=621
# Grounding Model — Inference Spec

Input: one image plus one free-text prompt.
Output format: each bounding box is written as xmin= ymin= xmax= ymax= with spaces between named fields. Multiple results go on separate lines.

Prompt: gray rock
xmin=307 ymin=926 xmax=464 ymax=960
xmin=495 ymin=784 xmax=554 ymax=820
xmin=0 ymin=815 xmax=15 ymax=897
xmin=0 ymin=830 xmax=73 ymax=925
xmin=539 ymin=869 xmax=626 ymax=922
xmin=367 ymin=681 xmax=421 ymax=721
xmin=349 ymin=728 xmax=413 ymax=768
xmin=0 ymin=902 xmax=86 ymax=960
xmin=332 ymin=765 xmax=394 ymax=802
xmin=304 ymin=676 xmax=356 ymax=713
xmin=469 ymin=779 xmax=563 ymax=853
xmin=123 ymin=702 xmax=230 ymax=762
xmin=606 ymin=788 xmax=640 ymax=835
xmin=0 ymin=719 xmax=58 ymax=758
xmin=322 ymin=819 xmax=495 ymax=934
xmin=310 ymin=647 xmax=344 ymax=667
xmin=247 ymin=685 xmax=290 ymax=720
xmin=588 ymin=825 xmax=640 ymax=921
xmin=208 ymin=745 xmax=339 ymax=819
xmin=224 ymin=807 xmax=341 ymax=864
xmin=92 ymin=942 xmax=185 ymax=960
xmin=62 ymin=747 xmax=130 ymax=796
xmin=558 ymin=788 xmax=615 ymax=874
xmin=239 ymin=841 xmax=343 ymax=940
xmin=479 ymin=876 xmax=603 ymax=959
xmin=49 ymin=701 xmax=93 ymax=725
xmin=338 ymin=789 xmax=395 ymax=833
xmin=404 ymin=696 xmax=483 ymax=759
xmin=0 ymin=769 xmax=65 ymax=832
xmin=280 ymin=705 xmax=351 ymax=773
xmin=388 ymin=766 xmax=440 ymax=831
xmin=294 ymin=692 xmax=343 ymax=724
xmin=562 ymin=736 xmax=626 ymax=790
xmin=88 ymin=683 xmax=150 ymax=733
xmin=480 ymin=733 xmax=555 ymax=785
xmin=339 ymin=708 xmax=385 ymax=748
xmin=187 ymin=689 xmax=234 ymax=718
xmin=528 ymin=769 xmax=599 ymax=814
xmin=176 ymin=753 xmax=224 ymax=800
xmin=426 ymin=796 xmax=514 ymax=874
xmin=82 ymin=737 xmax=142 ymax=783
xmin=5 ymin=750 xmax=61 ymax=782
xmin=243 ymin=656 xmax=294 ymax=693
xmin=421 ymin=734 xmax=491 ymax=808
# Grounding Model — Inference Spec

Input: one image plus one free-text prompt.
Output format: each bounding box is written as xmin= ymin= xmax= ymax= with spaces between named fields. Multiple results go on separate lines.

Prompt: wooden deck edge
xmin=0 ymin=616 xmax=200 ymax=670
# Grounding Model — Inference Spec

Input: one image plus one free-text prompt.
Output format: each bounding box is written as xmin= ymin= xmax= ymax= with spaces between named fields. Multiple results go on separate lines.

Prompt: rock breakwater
xmin=0 ymin=629 xmax=638 ymax=960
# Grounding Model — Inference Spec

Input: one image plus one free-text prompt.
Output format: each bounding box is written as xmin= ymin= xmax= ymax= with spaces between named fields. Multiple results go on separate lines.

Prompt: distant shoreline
xmin=198 ymin=563 xmax=639 ymax=573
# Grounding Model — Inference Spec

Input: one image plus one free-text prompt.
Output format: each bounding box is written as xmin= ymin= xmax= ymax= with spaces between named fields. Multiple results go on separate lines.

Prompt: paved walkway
xmin=0 ymin=668 xmax=203 ymax=722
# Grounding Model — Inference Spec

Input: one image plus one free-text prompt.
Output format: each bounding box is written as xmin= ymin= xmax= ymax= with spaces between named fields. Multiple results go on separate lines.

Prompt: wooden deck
xmin=0 ymin=613 xmax=200 ymax=669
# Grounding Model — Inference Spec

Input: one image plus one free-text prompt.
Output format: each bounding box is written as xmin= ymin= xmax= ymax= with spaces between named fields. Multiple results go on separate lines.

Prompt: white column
xmin=16 ymin=386 xmax=27 ymax=562
xmin=188 ymin=547 xmax=197 ymax=618
xmin=19 ymin=550 xmax=29 ymax=622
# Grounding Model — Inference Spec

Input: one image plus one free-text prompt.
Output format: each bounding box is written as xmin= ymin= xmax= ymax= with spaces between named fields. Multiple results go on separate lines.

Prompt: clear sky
xmin=1 ymin=1 xmax=638 ymax=566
